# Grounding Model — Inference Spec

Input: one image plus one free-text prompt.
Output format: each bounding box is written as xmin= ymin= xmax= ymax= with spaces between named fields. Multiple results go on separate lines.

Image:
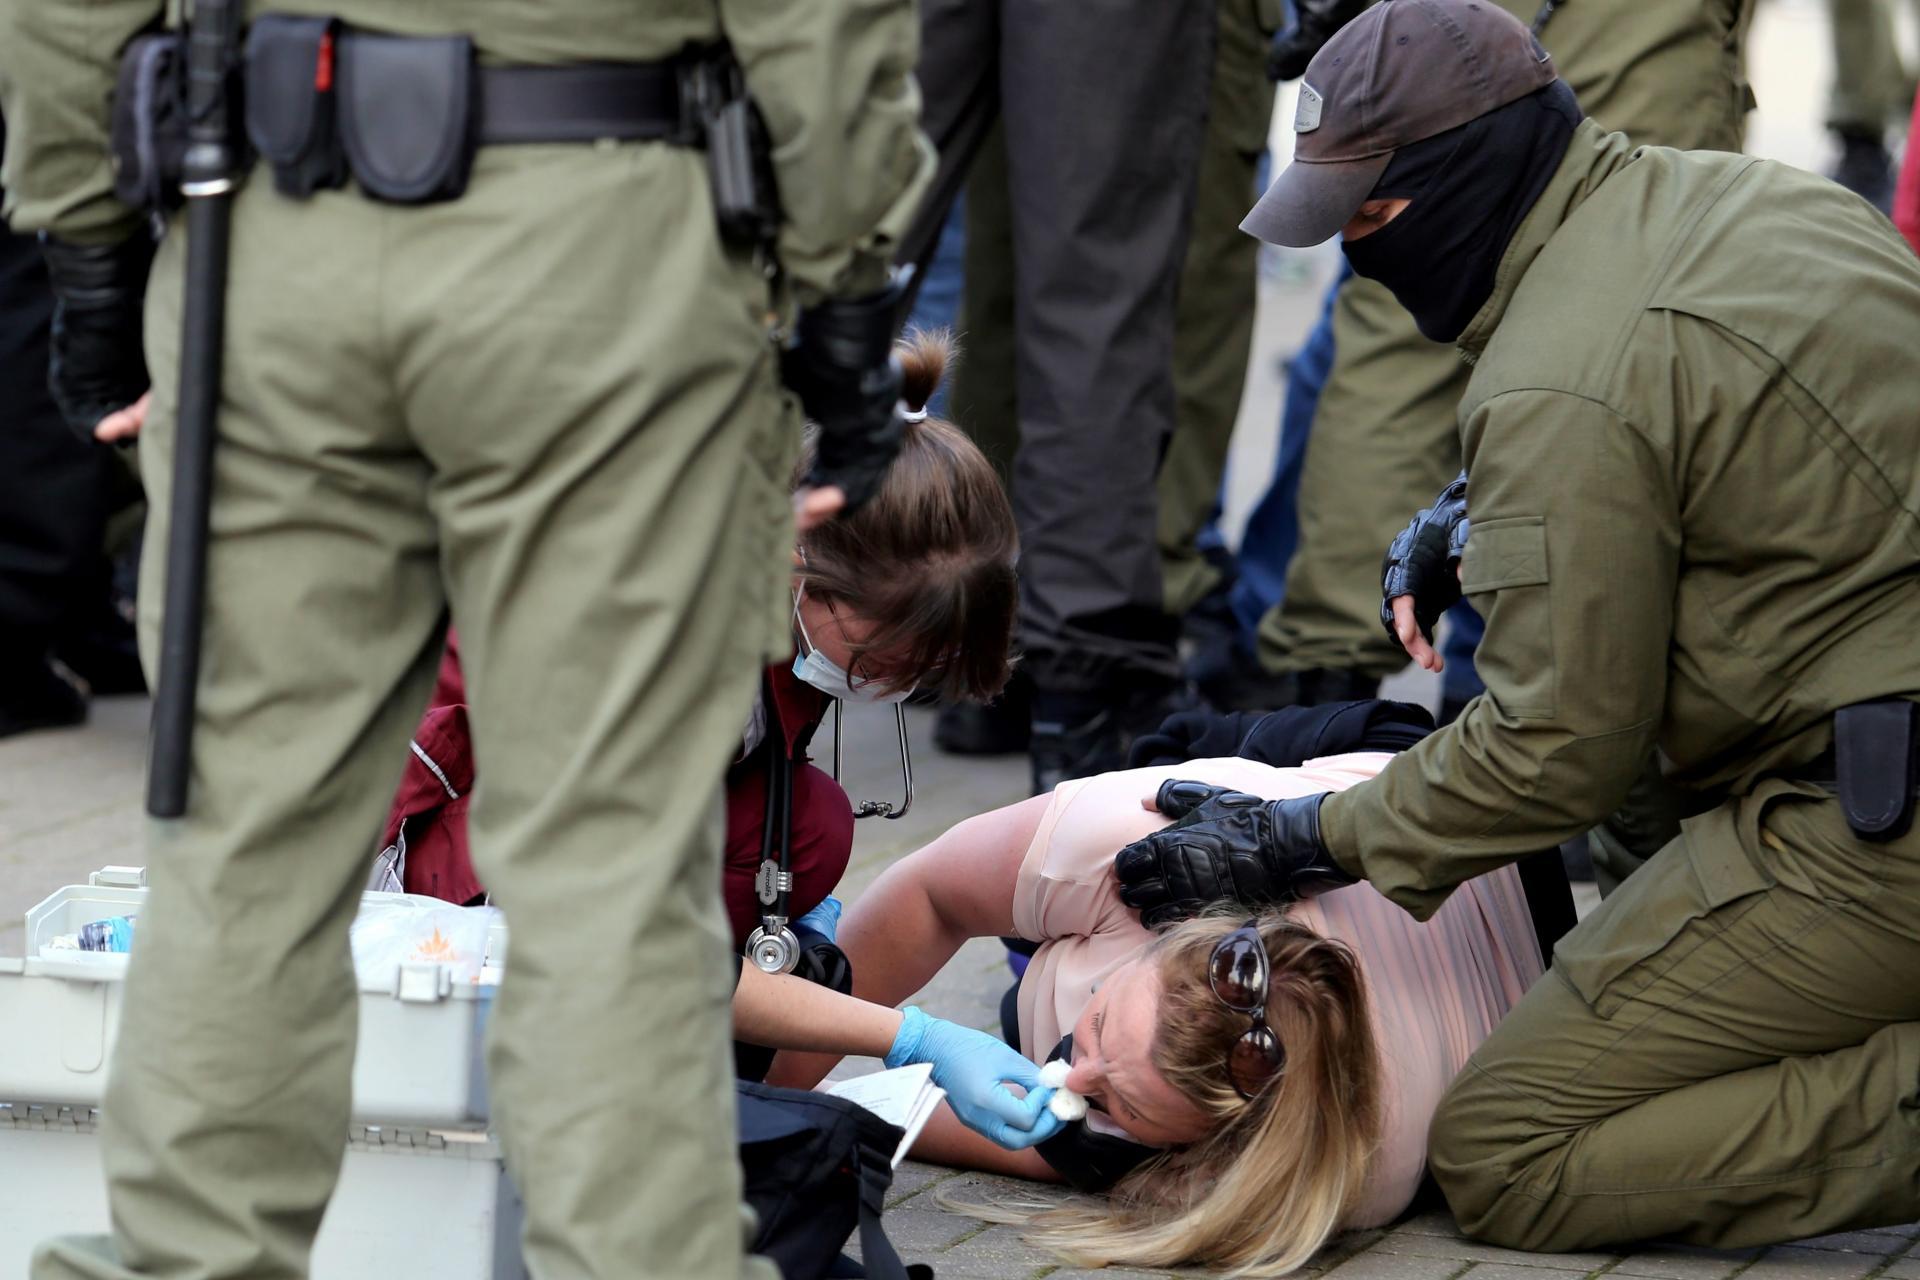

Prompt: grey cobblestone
xmin=920 ymin=1224 xmax=1057 ymax=1277
xmin=1878 ymin=1257 xmax=1920 ymax=1280
xmin=1610 ymin=1243 xmax=1763 ymax=1280
xmin=1375 ymin=1227 xmax=1620 ymax=1272
xmin=885 ymin=1160 xmax=961 ymax=1208
xmin=853 ymin=1204 xmax=980 ymax=1257
xmin=1741 ymin=1246 xmax=1885 ymax=1280
xmin=1463 ymin=1264 xmax=1613 ymax=1280
xmin=1321 ymin=1250 xmax=1477 ymax=1280
xmin=1791 ymin=1233 xmax=1911 ymax=1255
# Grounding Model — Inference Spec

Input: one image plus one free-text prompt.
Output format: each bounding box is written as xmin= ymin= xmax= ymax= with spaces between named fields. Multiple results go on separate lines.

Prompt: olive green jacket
xmin=1494 ymin=0 xmax=1753 ymax=153
xmin=1323 ymin=120 xmax=1920 ymax=917
xmin=0 ymin=0 xmax=931 ymax=298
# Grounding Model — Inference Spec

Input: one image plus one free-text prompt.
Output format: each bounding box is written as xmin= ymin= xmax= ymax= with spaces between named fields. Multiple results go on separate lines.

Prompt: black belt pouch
xmin=110 ymin=32 xmax=189 ymax=217
xmin=244 ymin=17 xmax=348 ymax=198
xmin=1835 ymin=698 xmax=1919 ymax=842
xmin=335 ymin=33 xmax=477 ymax=204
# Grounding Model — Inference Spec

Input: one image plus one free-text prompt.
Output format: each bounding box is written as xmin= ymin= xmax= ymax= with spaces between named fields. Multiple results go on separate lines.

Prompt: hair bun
xmin=895 ymin=327 xmax=954 ymax=417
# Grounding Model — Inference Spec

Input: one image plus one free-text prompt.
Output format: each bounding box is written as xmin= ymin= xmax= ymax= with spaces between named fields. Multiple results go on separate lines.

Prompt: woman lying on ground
xmin=768 ymin=703 xmax=1546 ymax=1277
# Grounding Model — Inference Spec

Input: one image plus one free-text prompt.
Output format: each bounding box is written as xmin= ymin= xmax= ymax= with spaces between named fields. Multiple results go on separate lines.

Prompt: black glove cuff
xmin=1265 ymin=793 xmax=1353 ymax=893
xmin=40 ymin=232 xmax=155 ymax=304
xmin=793 ymin=277 xmax=904 ymax=374
xmin=785 ymin=271 xmax=911 ymax=512
xmin=40 ymin=232 xmax=155 ymax=440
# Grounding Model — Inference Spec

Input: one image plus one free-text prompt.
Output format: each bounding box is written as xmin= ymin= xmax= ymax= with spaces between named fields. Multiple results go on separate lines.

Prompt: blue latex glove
xmin=793 ymin=896 xmax=842 ymax=943
xmin=886 ymin=1006 xmax=1064 ymax=1151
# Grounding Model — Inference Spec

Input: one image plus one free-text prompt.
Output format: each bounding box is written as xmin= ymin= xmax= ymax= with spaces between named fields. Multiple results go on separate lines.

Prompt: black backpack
xmin=736 ymin=1080 xmax=933 ymax=1280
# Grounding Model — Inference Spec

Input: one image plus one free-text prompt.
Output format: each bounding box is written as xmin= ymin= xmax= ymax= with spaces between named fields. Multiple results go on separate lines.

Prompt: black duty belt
xmin=242 ymin=18 xmax=713 ymax=204
xmin=117 ymin=15 xmax=778 ymax=234
xmin=112 ymin=18 xmax=780 ymax=244
xmin=473 ymin=63 xmax=687 ymax=145
xmin=233 ymin=17 xmax=778 ymax=240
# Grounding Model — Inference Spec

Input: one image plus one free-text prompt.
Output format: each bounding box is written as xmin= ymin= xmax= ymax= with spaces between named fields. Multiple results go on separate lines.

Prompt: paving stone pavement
xmin=851 ymin=1173 xmax=1920 ymax=1280
xmin=0 ymin=6 xmax=1864 ymax=1271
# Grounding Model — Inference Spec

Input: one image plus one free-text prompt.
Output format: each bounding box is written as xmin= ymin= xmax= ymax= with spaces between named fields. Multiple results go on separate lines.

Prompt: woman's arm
xmin=767 ymin=793 xmax=1051 ymax=1087
xmin=907 ymin=1103 xmax=1062 ymax=1182
xmin=841 ymin=794 xmax=1050 ymax=1005
xmin=733 ymin=963 xmax=903 ymax=1054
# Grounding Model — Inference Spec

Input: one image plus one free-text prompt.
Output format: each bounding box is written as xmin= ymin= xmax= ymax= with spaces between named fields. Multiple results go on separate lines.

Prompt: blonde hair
xmin=949 ymin=912 xmax=1383 ymax=1277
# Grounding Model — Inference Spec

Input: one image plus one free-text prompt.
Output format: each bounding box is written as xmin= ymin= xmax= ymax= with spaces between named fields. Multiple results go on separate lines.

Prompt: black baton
xmin=147 ymin=0 xmax=242 ymax=817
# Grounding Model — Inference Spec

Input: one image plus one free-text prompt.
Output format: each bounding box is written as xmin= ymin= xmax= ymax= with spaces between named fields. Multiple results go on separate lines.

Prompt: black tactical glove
xmin=782 ymin=274 xmax=909 ymax=514
xmin=39 ymin=232 xmax=155 ymax=443
xmin=1379 ymin=470 xmax=1469 ymax=650
xmin=1267 ymin=0 xmax=1373 ymax=82
xmin=1114 ymin=781 xmax=1354 ymax=928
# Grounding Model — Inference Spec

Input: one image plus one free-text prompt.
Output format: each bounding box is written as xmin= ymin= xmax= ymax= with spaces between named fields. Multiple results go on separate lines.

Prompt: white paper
xmin=826 ymin=1064 xmax=948 ymax=1167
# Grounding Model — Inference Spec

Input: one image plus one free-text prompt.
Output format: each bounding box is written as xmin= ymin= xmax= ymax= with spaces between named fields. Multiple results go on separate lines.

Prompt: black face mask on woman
xmin=1340 ymin=80 xmax=1581 ymax=343
xmin=1029 ymin=1033 xmax=1157 ymax=1191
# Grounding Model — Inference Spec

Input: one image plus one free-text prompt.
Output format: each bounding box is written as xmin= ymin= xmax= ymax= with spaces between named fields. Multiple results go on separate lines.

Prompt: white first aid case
xmin=0 ymin=868 xmax=525 ymax=1279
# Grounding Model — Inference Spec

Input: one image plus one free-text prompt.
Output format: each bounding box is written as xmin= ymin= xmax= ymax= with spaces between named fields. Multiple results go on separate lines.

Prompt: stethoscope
xmin=745 ymin=695 xmax=914 ymax=974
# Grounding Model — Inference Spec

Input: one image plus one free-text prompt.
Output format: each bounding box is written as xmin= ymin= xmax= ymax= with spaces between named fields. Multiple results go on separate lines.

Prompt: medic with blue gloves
xmin=736 ymin=902 xmax=1063 ymax=1152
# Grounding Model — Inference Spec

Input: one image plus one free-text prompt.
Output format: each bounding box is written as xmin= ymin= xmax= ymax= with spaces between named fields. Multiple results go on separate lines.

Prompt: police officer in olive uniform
xmin=1826 ymin=0 xmax=1920 ymax=208
xmin=0 ymin=0 xmax=930 ymax=1273
xmin=1117 ymin=0 xmax=1920 ymax=1251
xmin=1232 ymin=0 xmax=1753 ymax=708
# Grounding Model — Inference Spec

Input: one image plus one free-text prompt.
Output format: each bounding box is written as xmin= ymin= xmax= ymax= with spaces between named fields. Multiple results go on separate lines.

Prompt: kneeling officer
xmin=1116 ymin=0 xmax=1920 ymax=1255
xmin=0 ymin=0 xmax=933 ymax=1274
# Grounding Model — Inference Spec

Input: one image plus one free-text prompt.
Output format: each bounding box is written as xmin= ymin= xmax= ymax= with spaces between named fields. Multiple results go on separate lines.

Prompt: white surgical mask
xmin=792 ymin=588 xmax=912 ymax=705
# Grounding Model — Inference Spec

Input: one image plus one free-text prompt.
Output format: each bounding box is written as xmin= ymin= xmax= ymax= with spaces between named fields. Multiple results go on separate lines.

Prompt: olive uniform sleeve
xmin=1319 ymin=390 xmax=1681 ymax=919
xmin=717 ymin=0 xmax=935 ymax=303
xmin=0 ymin=0 xmax=162 ymax=242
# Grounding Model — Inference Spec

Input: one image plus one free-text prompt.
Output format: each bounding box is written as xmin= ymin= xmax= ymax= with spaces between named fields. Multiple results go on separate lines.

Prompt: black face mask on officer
xmin=1341 ymin=80 xmax=1581 ymax=343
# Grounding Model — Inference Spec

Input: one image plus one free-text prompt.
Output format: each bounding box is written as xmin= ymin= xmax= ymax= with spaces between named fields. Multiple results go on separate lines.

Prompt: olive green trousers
xmin=1157 ymin=0 xmax=1279 ymax=617
xmin=33 ymin=144 xmax=792 ymax=1280
xmin=1254 ymin=0 xmax=1753 ymax=680
xmin=1433 ymin=784 xmax=1920 ymax=1249
xmin=1827 ymin=0 xmax=1920 ymax=134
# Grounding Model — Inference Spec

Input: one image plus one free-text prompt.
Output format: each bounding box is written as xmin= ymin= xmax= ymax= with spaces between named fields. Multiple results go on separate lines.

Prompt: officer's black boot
xmin=1830 ymin=127 xmax=1895 ymax=213
xmin=1030 ymin=676 xmax=1184 ymax=795
xmin=1293 ymin=667 xmax=1382 ymax=706
xmin=1191 ymin=635 xmax=1380 ymax=714
xmin=1176 ymin=548 xmax=1242 ymax=653
xmin=54 ymin=590 xmax=145 ymax=697
xmin=0 ymin=648 xmax=88 ymax=739
xmin=1189 ymin=635 xmax=1296 ymax=712
xmin=933 ymin=670 xmax=1032 ymax=756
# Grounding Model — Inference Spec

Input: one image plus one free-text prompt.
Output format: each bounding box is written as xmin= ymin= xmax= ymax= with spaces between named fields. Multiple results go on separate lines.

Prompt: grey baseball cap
xmin=1243 ymin=0 xmax=1559 ymax=247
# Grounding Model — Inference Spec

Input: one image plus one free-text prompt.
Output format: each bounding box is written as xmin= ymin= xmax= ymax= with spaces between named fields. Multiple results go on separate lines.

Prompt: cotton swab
xmin=1038 ymin=1058 xmax=1089 ymax=1121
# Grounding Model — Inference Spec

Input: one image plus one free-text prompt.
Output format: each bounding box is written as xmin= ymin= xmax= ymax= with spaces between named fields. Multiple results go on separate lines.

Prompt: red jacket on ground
xmin=1896 ymin=91 xmax=1920 ymax=255
xmin=381 ymin=634 xmax=853 ymax=946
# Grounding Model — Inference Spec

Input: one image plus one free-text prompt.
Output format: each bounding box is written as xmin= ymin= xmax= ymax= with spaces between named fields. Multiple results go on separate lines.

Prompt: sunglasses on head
xmin=1207 ymin=919 xmax=1286 ymax=1100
